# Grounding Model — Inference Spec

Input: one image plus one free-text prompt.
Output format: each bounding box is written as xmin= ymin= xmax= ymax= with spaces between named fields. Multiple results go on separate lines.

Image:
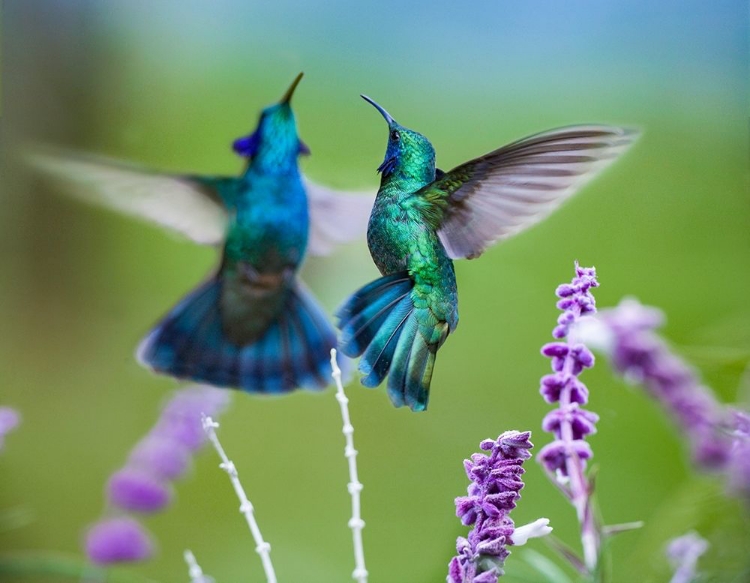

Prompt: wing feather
xmin=418 ymin=125 xmax=638 ymax=259
xmin=303 ymin=176 xmax=375 ymax=256
xmin=28 ymin=148 xmax=229 ymax=245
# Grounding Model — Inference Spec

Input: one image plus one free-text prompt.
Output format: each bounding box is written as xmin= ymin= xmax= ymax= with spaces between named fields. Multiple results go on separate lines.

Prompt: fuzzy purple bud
xmin=542 ymin=405 xmax=599 ymax=440
xmin=448 ymin=431 xmax=534 ymax=582
xmin=107 ymin=468 xmax=172 ymax=513
xmin=129 ymin=435 xmax=191 ymax=480
xmin=153 ymin=386 xmax=231 ymax=451
xmin=551 ymin=266 xmax=598 ymax=339
xmin=540 ymin=374 xmax=589 ymax=404
xmin=537 ymin=439 xmax=593 ymax=475
xmin=85 ymin=517 xmax=154 ymax=565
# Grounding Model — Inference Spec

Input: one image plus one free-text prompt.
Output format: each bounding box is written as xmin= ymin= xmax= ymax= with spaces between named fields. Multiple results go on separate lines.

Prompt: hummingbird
xmin=337 ymin=95 xmax=637 ymax=412
xmin=30 ymin=73 xmax=374 ymax=394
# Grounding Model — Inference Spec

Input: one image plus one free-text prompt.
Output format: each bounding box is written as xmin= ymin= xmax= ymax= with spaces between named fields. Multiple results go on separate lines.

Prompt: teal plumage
xmin=30 ymin=74 xmax=375 ymax=394
xmin=338 ymin=95 xmax=638 ymax=411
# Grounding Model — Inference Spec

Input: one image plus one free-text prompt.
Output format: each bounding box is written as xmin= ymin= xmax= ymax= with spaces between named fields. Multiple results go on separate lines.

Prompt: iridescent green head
xmin=233 ymin=72 xmax=309 ymax=173
xmin=361 ymin=95 xmax=436 ymax=187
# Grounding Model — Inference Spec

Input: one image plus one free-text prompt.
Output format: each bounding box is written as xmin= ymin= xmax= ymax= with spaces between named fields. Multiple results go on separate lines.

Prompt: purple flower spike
xmin=108 ymin=468 xmax=172 ymax=513
xmin=538 ymin=263 xmax=600 ymax=571
xmin=85 ymin=517 xmax=154 ymax=565
xmin=448 ymin=431 xmax=550 ymax=582
xmin=0 ymin=407 xmax=21 ymax=451
xmin=86 ymin=385 xmax=232 ymax=563
xmin=539 ymin=264 xmax=599 ymax=475
xmin=582 ymin=298 xmax=746 ymax=479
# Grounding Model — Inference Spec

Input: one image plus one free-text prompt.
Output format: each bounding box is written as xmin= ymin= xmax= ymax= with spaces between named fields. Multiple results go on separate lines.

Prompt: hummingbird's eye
xmin=390 ymin=130 xmax=400 ymax=142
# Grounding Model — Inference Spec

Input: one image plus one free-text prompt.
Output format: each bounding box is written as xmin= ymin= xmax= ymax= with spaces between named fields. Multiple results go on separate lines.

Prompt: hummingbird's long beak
xmin=280 ymin=72 xmax=304 ymax=104
xmin=361 ymin=95 xmax=396 ymax=125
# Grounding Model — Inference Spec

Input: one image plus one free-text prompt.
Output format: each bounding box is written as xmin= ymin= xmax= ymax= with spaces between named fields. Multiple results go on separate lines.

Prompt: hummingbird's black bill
xmin=361 ymin=95 xmax=395 ymax=125
xmin=280 ymin=72 xmax=304 ymax=104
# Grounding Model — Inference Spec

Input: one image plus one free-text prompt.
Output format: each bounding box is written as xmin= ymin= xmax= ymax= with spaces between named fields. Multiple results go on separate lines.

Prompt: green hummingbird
xmin=337 ymin=95 xmax=637 ymax=412
xmin=30 ymin=73 xmax=374 ymax=394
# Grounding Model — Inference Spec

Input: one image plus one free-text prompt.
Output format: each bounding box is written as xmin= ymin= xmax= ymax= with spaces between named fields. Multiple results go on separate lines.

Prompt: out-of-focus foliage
xmin=1 ymin=1 xmax=748 ymax=582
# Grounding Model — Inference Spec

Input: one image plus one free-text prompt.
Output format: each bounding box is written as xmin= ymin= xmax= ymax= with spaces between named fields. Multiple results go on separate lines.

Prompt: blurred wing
xmin=303 ymin=176 xmax=376 ymax=256
xmin=420 ymin=125 xmax=638 ymax=259
xmin=28 ymin=148 xmax=230 ymax=245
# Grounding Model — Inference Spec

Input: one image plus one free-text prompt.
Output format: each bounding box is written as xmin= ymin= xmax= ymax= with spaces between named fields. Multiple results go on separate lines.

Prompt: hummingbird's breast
xmin=367 ymin=192 xmax=414 ymax=275
xmin=225 ymin=173 xmax=309 ymax=273
xmin=366 ymin=189 xmax=440 ymax=274
xmin=367 ymin=187 xmax=459 ymax=331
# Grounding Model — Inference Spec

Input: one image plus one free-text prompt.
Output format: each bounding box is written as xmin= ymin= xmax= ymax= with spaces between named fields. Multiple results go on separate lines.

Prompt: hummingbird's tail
xmin=137 ymin=277 xmax=336 ymax=393
xmin=336 ymin=272 xmax=449 ymax=412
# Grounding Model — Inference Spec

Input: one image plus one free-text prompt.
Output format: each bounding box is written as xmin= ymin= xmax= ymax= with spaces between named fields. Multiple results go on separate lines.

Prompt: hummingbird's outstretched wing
xmin=418 ymin=125 xmax=638 ymax=260
xmin=28 ymin=149 xmax=230 ymax=245
xmin=303 ymin=176 xmax=375 ymax=256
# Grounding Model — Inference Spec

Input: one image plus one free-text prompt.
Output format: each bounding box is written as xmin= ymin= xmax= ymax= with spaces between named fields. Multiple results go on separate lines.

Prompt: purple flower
xmin=85 ymin=517 xmax=154 ymax=565
xmin=537 ymin=439 xmax=593 ymax=475
xmin=152 ymin=386 xmax=232 ymax=451
xmin=107 ymin=468 xmax=172 ymax=513
xmin=86 ymin=384 xmax=231 ymax=564
xmin=538 ymin=264 xmax=600 ymax=478
xmin=727 ymin=410 xmax=750 ymax=498
xmin=129 ymin=435 xmax=191 ymax=480
xmin=537 ymin=263 xmax=600 ymax=571
xmin=666 ymin=531 xmax=708 ymax=583
xmin=0 ymin=407 xmax=20 ymax=451
xmin=448 ymin=431 xmax=550 ymax=582
xmin=581 ymin=298 xmax=743 ymax=475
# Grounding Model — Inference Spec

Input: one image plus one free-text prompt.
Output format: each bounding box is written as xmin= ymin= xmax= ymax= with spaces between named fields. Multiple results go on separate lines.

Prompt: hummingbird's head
xmin=361 ymin=95 xmax=436 ymax=188
xmin=232 ymin=72 xmax=310 ymax=172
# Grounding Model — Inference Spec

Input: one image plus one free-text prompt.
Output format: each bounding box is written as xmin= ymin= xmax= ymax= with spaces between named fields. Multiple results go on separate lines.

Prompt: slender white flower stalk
xmin=201 ymin=415 xmax=277 ymax=583
xmin=184 ymin=549 xmax=214 ymax=583
xmin=330 ymin=349 xmax=368 ymax=583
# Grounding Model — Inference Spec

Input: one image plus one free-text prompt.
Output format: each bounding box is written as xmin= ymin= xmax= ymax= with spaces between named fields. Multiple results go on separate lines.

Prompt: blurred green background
xmin=1 ymin=1 xmax=749 ymax=582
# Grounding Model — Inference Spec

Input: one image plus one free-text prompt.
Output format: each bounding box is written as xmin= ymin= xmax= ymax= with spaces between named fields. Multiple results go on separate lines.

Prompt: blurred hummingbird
xmin=31 ymin=73 xmax=374 ymax=394
xmin=337 ymin=95 xmax=637 ymax=412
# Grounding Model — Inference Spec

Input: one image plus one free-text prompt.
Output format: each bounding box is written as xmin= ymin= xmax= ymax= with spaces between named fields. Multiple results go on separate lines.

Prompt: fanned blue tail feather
xmin=336 ymin=272 xmax=440 ymax=412
xmin=138 ymin=277 xmax=336 ymax=393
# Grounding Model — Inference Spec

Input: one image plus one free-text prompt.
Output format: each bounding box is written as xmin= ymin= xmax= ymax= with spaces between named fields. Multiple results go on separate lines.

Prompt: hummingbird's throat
xmin=377 ymin=156 xmax=398 ymax=176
